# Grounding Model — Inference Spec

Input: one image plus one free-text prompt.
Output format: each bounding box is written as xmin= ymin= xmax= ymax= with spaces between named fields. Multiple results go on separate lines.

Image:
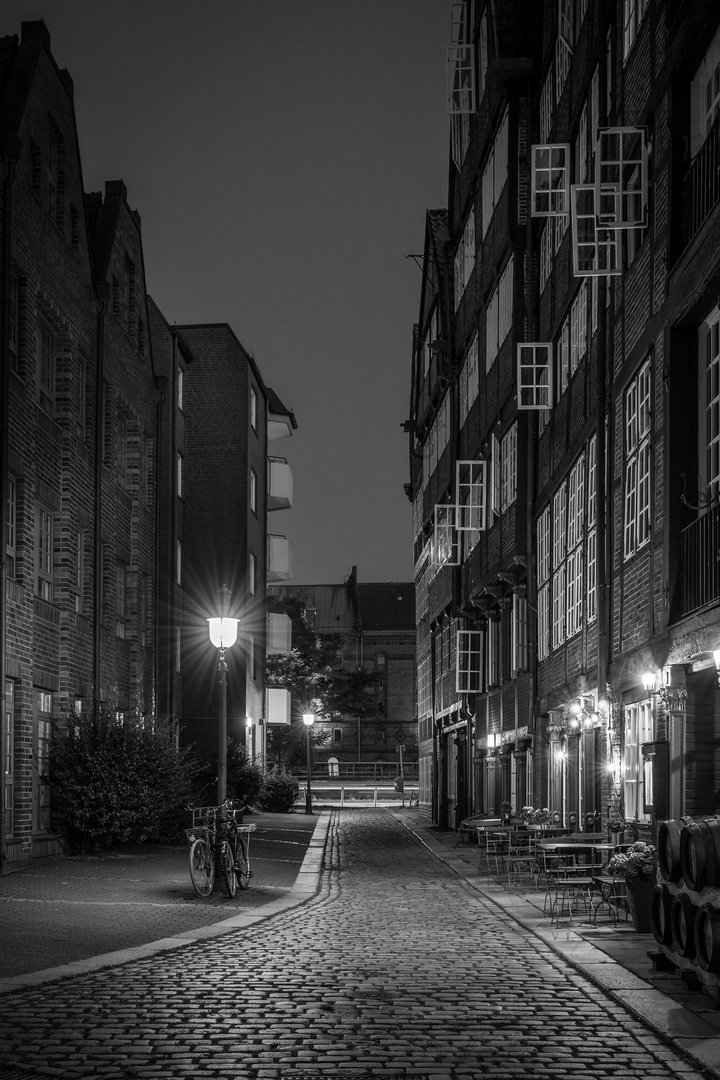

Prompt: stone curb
xmin=0 ymin=811 xmax=331 ymax=997
xmin=393 ymin=811 xmax=720 ymax=1080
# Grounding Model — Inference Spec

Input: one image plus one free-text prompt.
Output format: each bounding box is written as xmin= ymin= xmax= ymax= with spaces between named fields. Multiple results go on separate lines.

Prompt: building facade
xmin=409 ymin=0 xmax=720 ymax=837
xmin=268 ymin=568 xmax=416 ymax=775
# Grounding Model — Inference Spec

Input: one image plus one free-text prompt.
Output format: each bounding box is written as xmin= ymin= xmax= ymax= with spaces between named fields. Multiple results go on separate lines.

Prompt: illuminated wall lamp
xmin=641 ymin=671 xmax=659 ymax=695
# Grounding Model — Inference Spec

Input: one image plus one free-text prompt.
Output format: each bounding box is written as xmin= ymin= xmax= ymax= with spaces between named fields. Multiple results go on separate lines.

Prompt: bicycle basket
xmin=185 ymin=825 xmax=210 ymax=844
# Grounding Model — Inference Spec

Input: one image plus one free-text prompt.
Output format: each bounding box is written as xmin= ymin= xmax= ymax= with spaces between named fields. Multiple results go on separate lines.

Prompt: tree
xmin=265 ymin=597 xmax=380 ymax=766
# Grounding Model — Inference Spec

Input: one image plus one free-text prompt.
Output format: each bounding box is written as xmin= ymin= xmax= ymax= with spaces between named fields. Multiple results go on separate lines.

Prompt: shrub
xmin=48 ymin=706 xmax=198 ymax=853
xmin=261 ymin=768 xmax=299 ymax=812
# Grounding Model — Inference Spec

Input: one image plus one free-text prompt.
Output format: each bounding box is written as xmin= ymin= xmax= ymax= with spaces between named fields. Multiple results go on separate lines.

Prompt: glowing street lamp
xmin=207 ymin=585 xmax=239 ymax=805
xmin=303 ymin=713 xmax=315 ymax=815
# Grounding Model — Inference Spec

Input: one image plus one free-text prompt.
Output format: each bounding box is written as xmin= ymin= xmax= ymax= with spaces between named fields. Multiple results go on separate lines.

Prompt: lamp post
xmin=207 ymin=585 xmax=238 ymax=806
xmin=303 ymin=713 xmax=315 ymax=815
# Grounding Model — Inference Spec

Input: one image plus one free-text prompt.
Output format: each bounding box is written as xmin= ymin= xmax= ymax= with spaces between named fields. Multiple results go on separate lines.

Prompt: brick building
xmin=147 ymin=316 xmax=296 ymax=761
xmin=0 ymin=24 xmax=158 ymax=862
xmin=268 ymin=568 xmax=416 ymax=776
xmin=408 ymin=0 xmax=720 ymax=836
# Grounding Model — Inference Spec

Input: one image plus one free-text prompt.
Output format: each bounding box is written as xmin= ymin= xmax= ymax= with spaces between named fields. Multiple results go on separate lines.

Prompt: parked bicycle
xmin=186 ymin=801 xmax=256 ymax=898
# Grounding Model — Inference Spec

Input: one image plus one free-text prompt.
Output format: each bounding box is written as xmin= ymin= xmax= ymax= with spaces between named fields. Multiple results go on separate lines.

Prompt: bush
xmin=261 ymin=768 xmax=299 ymax=812
xmin=49 ymin=706 xmax=198 ymax=853
xmin=190 ymin=740 xmax=265 ymax=807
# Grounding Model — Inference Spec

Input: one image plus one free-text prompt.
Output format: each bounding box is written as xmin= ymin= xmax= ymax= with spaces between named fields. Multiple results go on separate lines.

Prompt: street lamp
xmin=302 ymin=713 xmax=315 ymax=815
xmin=207 ymin=585 xmax=238 ymax=806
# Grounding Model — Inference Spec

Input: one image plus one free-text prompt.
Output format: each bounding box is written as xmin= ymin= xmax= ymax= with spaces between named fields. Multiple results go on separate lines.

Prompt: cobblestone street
xmin=0 ymin=810 xmax=712 ymax=1080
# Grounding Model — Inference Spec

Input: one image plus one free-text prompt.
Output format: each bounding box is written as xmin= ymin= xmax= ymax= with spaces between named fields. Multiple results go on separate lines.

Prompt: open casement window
xmin=512 ymin=593 xmax=528 ymax=673
xmin=536 ymin=507 xmax=551 ymax=661
xmin=456 ymin=629 xmax=484 ymax=693
xmin=701 ymin=308 xmax=720 ymax=503
xmin=517 ymin=344 xmax=553 ymax=409
xmin=531 ymin=144 xmax=571 ymax=217
xmin=558 ymin=0 xmax=574 ymax=54
xmin=623 ymin=359 xmax=651 ymax=558
xmin=456 ymin=460 xmax=487 ymax=531
xmin=490 ymin=434 xmax=501 ymax=521
xmin=595 ymin=127 xmax=648 ymax=229
xmin=434 ymin=504 xmax=460 ymax=569
xmin=570 ymin=184 xmax=622 ymax=276
xmin=447 ymin=2 xmax=476 ymax=115
xmin=623 ymin=0 xmax=650 ymax=62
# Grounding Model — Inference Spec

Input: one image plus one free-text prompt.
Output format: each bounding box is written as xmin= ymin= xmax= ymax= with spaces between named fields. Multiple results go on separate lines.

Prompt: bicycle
xmin=186 ymin=801 xmax=256 ymax=898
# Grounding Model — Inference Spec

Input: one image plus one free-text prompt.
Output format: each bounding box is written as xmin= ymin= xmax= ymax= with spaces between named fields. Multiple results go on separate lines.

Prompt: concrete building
xmin=408 ymin=0 xmax=720 ymax=837
xmin=268 ymin=568 xmax=416 ymax=778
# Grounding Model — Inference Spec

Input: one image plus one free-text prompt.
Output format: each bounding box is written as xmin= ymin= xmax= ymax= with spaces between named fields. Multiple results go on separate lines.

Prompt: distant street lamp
xmin=303 ymin=713 xmax=315 ymax=815
xmin=207 ymin=585 xmax=239 ymax=805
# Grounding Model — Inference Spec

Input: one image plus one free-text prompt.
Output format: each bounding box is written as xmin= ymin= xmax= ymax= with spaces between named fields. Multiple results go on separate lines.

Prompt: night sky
xmin=4 ymin=0 xmax=451 ymax=585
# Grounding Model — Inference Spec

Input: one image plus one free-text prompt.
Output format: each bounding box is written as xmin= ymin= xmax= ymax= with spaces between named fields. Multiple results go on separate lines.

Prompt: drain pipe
xmin=93 ymin=283 xmax=110 ymax=704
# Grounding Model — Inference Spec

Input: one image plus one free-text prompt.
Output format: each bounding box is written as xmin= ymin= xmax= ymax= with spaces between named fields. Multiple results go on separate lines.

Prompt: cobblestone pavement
xmin=0 ymin=809 xmax=713 ymax=1080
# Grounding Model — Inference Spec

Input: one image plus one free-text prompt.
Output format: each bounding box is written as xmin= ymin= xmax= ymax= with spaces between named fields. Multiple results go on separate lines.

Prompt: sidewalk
xmin=393 ymin=807 xmax=720 ymax=1080
xmin=0 ymin=810 xmax=330 ymax=995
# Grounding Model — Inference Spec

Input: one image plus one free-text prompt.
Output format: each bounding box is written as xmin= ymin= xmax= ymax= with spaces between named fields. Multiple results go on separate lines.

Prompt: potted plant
xmin=606 ymin=841 xmax=657 ymax=932
xmin=500 ymin=801 xmax=513 ymax=825
xmin=607 ymin=814 xmax=628 ymax=845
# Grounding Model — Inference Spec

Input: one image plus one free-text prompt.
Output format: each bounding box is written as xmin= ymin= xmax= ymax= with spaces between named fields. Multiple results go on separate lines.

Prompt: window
xmin=36 ymin=506 xmax=53 ymax=601
xmin=453 ymin=206 xmax=476 ymax=308
xmin=46 ymin=123 xmax=63 ymax=226
xmin=555 ymin=317 xmax=570 ymax=398
xmin=531 ymin=144 xmax=571 ymax=216
xmin=30 ymin=140 xmax=41 ymax=196
xmin=690 ymin=25 xmax=720 ymax=158
xmin=552 ymin=486 xmax=567 ymax=648
xmin=517 ymin=344 xmax=553 ymax=409
xmin=500 ymin=423 xmax=517 ymax=511
xmin=4 ymin=679 xmax=15 ymax=837
xmin=70 ymin=204 xmax=80 ymax=248
xmin=587 ymin=434 xmax=597 ymax=623
xmin=487 ymin=618 xmax=499 ymax=687
xmin=36 ymin=321 xmax=55 ymax=414
xmin=623 ymin=701 xmax=653 ymax=821
xmin=177 ymin=366 xmax=184 ymax=411
xmin=701 ymin=308 xmax=720 ymax=503
xmin=75 ymin=529 xmax=84 ymax=613
xmin=456 ymin=629 xmax=483 ymax=693
xmin=250 ymin=467 xmax=258 ymax=514
xmin=623 ymin=359 xmax=651 ymax=558
xmin=540 ymin=67 xmax=554 ymax=143
xmin=536 ymin=507 xmax=551 ymax=661
xmin=490 ymin=433 xmax=501 ymax=520
xmin=175 ymin=627 xmax=181 ymax=673
xmin=8 ymin=271 xmax=18 ymax=372
xmin=554 ymin=207 xmax=569 ymax=253
xmin=145 ymin=437 xmax=155 ymax=508
xmin=481 ymin=111 xmax=509 ymax=236
xmin=512 ymin=593 xmax=528 ymax=673
xmin=565 ymin=454 xmax=585 ymax=638
xmin=6 ymin=477 xmax=16 ymax=580
xmin=116 ymin=563 xmax=126 ymax=639
xmin=569 ymin=283 xmax=588 ymax=374
xmin=248 ymin=634 xmax=256 ymax=680
xmin=623 ymin=0 xmax=650 ymax=61
xmin=138 ymin=574 xmax=147 ymax=647
xmin=249 ymin=552 xmax=257 ymax=595
xmin=558 ymin=0 xmax=575 ymax=53
xmin=434 ymin=504 xmax=459 ymax=569
xmin=250 ymin=386 xmax=258 ymax=432
xmin=418 ymin=653 xmax=432 ymax=718
xmin=422 ymin=394 xmax=451 ymax=478
xmin=485 ymin=258 xmax=514 ymax=372
xmin=447 ymin=0 xmax=476 ymax=115
xmin=459 ymin=335 xmax=479 ymax=424
xmin=555 ymin=33 xmax=571 ymax=104
xmin=176 ymin=540 xmax=182 ymax=586
xmin=333 ymin=728 xmax=343 ymax=745
xmin=596 ymin=128 xmax=647 ymax=229
xmin=456 ymin=460 xmax=487 ymax=531
xmin=177 ymin=453 xmax=183 ymax=498
xmin=34 ymin=690 xmax=52 ymax=832
xmin=575 ymin=103 xmax=588 ymax=183
xmin=571 ymin=185 xmax=621 ymax=276
xmin=116 ymin=416 xmax=128 ymax=488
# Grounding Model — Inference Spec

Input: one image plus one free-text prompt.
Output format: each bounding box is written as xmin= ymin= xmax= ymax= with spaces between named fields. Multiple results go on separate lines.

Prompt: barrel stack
xmin=652 ymin=816 xmax=720 ymax=1002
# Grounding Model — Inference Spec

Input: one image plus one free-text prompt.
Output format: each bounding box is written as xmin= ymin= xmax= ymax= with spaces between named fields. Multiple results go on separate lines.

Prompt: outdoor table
xmin=592 ymin=873 xmax=627 ymax=926
xmin=537 ymin=839 xmax=614 ymax=872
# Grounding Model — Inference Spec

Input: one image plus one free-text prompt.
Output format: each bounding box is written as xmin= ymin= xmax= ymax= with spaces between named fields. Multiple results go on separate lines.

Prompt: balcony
xmin=678 ymin=504 xmax=720 ymax=617
xmin=681 ymin=113 xmax=720 ymax=251
xmin=267 ymin=611 xmax=292 ymax=653
xmin=266 ymin=687 xmax=291 ymax=724
xmin=267 ymin=534 xmax=292 ymax=582
xmin=267 ymin=457 xmax=293 ymax=511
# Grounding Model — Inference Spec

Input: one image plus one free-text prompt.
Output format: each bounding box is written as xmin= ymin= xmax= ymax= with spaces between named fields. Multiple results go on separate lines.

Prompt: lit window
xmin=623 ymin=701 xmax=653 ymax=821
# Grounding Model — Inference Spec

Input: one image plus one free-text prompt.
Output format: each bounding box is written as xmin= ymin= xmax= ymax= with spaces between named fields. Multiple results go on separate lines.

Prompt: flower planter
xmin=625 ymin=873 xmax=657 ymax=933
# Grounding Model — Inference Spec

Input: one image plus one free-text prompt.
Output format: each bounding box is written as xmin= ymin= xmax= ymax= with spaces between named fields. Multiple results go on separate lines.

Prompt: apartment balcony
xmin=267 ymin=611 xmax=292 ymax=653
xmin=266 ymin=687 xmax=291 ymax=724
xmin=678 ymin=504 xmax=720 ymax=618
xmin=267 ymin=533 xmax=292 ymax=582
xmin=681 ymin=113 xmax=720 ymax=252
xmin=267 ymin=457 xmax=293 ymax=511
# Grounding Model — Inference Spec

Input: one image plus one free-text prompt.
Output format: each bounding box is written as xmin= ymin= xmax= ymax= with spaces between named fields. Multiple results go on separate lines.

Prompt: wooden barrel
xmin=658 ymin=817 xmax=692 ymax=884
xmin=679 ymin=818 xmax=720 ymax=892
xmin=650 ymin=884 xmax=673 ymax=946
xmin=694 ymin=903 xmax=720 ymax=973
xmin=670 ymin=893 xmax=697 ymax=958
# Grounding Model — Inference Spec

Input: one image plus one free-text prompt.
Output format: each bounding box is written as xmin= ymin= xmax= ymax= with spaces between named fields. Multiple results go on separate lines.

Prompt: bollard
xmin=341 ymin=787 xmax=344 ymax=808
xmin=374 ymin=787 xmax=378 ymax=807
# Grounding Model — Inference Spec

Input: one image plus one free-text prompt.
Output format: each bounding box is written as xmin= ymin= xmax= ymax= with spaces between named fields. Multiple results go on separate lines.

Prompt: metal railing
xmin=303 ymin=762 xmax=419 ymax=782
xmin=681 ymin=113 xmax=720 ymax=249
xmin=679 ymin=503 xmax=720 ymax=616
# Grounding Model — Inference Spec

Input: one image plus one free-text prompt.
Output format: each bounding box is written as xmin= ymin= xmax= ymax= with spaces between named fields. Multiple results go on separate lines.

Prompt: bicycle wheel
xmin=235 ymin=837 xmax=251 ymax=889
xmin=189 ymin=838 xmax=215 ymax=897
xmin=222 ymin=841 xmax=237 ymax=898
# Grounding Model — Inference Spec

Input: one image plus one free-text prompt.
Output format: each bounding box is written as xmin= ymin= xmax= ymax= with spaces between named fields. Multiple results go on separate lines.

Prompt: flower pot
xmin=625 ymin=872 xmax=657 ymax=933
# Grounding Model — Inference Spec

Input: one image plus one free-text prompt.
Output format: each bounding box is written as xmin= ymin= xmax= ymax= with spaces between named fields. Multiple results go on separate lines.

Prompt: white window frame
xmin=456 ymin=629 xmax=484 ymax=693
xmin=36 ymin=505 xmax=53 ymax=602
xmin=456 ymin=460 xmax=487 ymax=531
xmin=539 ymin=224 xmax=552 ymax=293
xmin=434 ymin=504 xmax=460 ymax=569
xmin=250 ymin=386 xmax=258 ymax=432
xmin=6 ymin=476 xmax=16 ymax=580
xmin=623 ymin=701 xmax=653 ymax=821
xmin=623 ymin=359 xmax=651 ymax=558
xmin=454 ymin=206 xmax=476 ymax=308
xmin=540 ymin=67 xmax=554 ymax=143
xmin=486 ymin=258 xmax=514 ymax=372
xmin=249 ymin=551 xmax=257 ymax=595
xmin=459 ymin=335 xmax=479 ymax=424
xmin=569 ymin=283 xmax=588 ymax=374
xmin=177 ymin=365 xmax=184 ymax=411
xmin=517 ymin=343 xmax=553 ymax=410
xmin=512 ymin=593 xmax=528 ymax=673
xmin=595 ymin=127 xmax=648 ymax=229
xmin=536 ymin=507 xmax=551 ymax=662
xmin=571 ymin=184 xmax=622 ymax=276
xmin=701 ymin=307 xmax=720 ymax=503
xmin=481 ymin=110 xmax=509 ymax=237
xmin=556 ymin=317 xmax=570 ymax=398
xmin=623 ymin=0 xmax=650 ymax=62
xmin=250 ymin=467 xmax=258 ymax=514
xmin=500 ymin=423 xmax=517 ymax=511
xmin=555 ymin=33 xmax=571 ymax=103
xmin=531 ymin=143 xmax=571 ymax=217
